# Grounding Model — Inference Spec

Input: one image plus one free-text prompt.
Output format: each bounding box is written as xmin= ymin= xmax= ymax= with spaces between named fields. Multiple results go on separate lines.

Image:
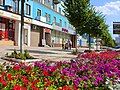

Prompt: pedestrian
xmin=68 ymin=39 xmax=72 ymax=50
xmin=65 ymin=42 xmax=68 ymax=50
xmin=51 ymin=40 xmax=54 ymax=47
xmin=62 ymin=39 xmax=65 ymax=50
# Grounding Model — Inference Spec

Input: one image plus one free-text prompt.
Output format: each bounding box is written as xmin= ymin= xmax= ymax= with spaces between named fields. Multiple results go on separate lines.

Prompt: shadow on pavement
xmin=7 ymin=49 xmax=58 ymax=54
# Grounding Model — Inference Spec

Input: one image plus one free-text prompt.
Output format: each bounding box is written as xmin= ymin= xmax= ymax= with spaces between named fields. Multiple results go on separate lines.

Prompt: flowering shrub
xmin=0 ymin=51 xmax=120 ymax=89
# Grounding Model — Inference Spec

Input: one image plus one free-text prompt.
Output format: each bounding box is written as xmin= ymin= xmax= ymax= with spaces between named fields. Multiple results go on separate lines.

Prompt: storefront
xmin=44 ymin=28 xmax=51 ymax=46
xmin=51 ymin=29 xmax=71 ymax=47
xmin=0 ymin=17 xmax=15 ymax=45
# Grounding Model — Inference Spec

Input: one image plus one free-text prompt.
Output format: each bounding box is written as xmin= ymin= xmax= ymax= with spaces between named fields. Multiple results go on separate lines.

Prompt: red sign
xmin=44 ymin=28 xmax=51 ymax=33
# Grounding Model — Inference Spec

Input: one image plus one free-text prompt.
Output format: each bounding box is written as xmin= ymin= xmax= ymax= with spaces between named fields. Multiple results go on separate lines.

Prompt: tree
xmin=64 ymin=0 xmax=115 ymax=48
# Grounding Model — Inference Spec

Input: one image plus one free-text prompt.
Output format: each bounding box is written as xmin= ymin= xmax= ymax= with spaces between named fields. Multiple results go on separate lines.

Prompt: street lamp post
xmin=20 ymin=0 xmax=25 ymax=53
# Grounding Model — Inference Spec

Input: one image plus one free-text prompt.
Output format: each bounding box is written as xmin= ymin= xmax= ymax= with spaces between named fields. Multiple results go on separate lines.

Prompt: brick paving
xmin=0 ymin=46 xmax=82 ymax=63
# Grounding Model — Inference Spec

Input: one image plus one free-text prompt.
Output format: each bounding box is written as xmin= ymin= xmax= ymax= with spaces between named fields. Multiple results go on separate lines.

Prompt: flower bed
xmin=0 ymin=51 xmax=120 ymax=89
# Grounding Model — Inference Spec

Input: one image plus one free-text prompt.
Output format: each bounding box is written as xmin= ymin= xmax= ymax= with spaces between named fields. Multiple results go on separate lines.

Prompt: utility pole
xmin=20 ymin=0 xmax=25 ymax=53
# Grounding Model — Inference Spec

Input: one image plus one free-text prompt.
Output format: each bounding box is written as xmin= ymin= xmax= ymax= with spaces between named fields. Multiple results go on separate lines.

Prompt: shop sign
xmin=24 ymin=17 xmax=32 ymax=23
xmin=113 ymin=22 xmax=120 ymax=34
xmin=11 ymin=14 xmax=20 ymax=20
xmin=113 ymin=29 xmax=120 ymax=34
xmin=44 ymin=28 xmax=51 ymax=33
xmin=0 ymin=10 xmax=20 ymax=21
xmin=62 ymin=28 xmax=68 ymax=33
xmin=0 ymin=11 xmax=4 ymax=16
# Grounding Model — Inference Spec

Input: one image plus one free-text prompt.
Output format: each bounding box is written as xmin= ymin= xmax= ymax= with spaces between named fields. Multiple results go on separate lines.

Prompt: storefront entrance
xmin=0 ymin=17 xmax=15 ymax=45
xmin=45 ymin=33 xmax=51 ymax=46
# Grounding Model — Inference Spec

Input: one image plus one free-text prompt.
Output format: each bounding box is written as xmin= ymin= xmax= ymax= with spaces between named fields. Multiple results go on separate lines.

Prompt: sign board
xmin=113 ymin=22 xmax=120 ymax=34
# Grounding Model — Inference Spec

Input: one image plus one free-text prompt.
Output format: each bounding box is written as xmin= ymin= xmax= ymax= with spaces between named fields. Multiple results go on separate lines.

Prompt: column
xmin=15 ymin=21 xmax=21 ymax=46
xmin=27 ymin=24 xmax=31 ymax=46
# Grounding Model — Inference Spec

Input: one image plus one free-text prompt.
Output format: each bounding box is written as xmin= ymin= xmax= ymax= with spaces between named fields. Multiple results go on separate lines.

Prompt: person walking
xmin=62 ymin=39 xmax=65 ymax=50
xmin=68 ymin=39 xmax=72 ymax=50
xmin=51 ymin=40 xmax=54 ymax=47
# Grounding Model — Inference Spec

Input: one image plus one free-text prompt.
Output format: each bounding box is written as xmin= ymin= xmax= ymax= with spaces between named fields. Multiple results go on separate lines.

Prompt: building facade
xmin=0 ymin=0 xmax=76 ymax=47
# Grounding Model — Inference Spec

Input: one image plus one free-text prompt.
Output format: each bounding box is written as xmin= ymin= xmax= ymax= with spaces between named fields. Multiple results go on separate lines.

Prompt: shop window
xmin=26 ymin=4 xmax=31 ymax=15
xmin=0 ymin=23 xmax=5 ymax=40
xmin=8 ymin=20 xmax=15 ymax=41
xmin=0 ymin=0 xmax=4 ymax=6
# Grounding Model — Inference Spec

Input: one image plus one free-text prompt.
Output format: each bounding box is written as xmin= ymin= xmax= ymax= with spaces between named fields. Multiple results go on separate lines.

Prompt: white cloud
xmin=95 ymin=1 xmax=120 ymax=15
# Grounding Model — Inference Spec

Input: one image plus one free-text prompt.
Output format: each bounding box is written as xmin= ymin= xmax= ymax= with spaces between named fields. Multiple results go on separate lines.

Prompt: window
xmin=59 ymin=7 xmax=61 ymax=14
xmin=45 ymin=13 xmax=50 ymax=23
xmin=13 ymin=0 xmax=19 ymax=13
xmin=0 ymin=0 xmax=4 ymax=6
xmin=37 ymin=9 xmax=41 ymax=16
xmin=48 ymin=14 xmax=50 ymax=22
xmin=60 ymin=19 xmax=62 ymax=27
xmin=65 ymin=22 xmax=67 ymax=27
xmin=37 ymin=0 xmax=42 ymax=3
xmin=26 ymin=4 xmax=31 ymax=15
xmin=53 ymin=16 xmax=56 ymax=23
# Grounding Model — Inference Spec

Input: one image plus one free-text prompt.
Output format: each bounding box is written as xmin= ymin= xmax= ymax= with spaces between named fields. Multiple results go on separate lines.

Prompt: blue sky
xmin=90 ymin=0 xmax=120 ymax=39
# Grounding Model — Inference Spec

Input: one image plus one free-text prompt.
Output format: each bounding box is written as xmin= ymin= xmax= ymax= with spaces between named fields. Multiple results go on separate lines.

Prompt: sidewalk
xmin=0 ymin=46 xmax=78 ymax=63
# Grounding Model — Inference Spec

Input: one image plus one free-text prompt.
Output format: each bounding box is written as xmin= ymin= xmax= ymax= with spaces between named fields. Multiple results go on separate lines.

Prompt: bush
xmin=6 ymin=49 xmax=34 ymax=60
xmin=84 ymin=50 xmax=93 ymax=53
xmin=72 ymin=48 xmax=78 ymax=55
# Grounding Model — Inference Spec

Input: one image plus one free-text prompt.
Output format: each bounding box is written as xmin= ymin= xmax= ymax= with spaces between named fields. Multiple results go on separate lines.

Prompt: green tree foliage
xmin=64 ymin=0 xmax=115 ymax=47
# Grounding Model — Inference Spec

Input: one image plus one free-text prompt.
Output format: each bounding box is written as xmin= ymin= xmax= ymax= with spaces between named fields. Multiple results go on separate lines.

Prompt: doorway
xmin=45 ymin=33 xmax=51 ymax=46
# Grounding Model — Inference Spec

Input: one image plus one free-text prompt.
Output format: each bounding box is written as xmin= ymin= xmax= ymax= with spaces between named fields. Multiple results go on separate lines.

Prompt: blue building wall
xmin=32 ymin=1 xmax=68 ymax=27
xmin=1 ymin=0 xmax=72 ymax=30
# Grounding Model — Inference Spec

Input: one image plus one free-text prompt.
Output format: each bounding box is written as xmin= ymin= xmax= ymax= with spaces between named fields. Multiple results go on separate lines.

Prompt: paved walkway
xmin=0 ymin=46 xmax=85 ymax=63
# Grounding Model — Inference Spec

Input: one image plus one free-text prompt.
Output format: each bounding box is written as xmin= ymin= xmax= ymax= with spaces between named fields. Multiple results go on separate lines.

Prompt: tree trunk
xmin=96 ymin=35 xmax=98 ymax=50
xmin=88 ymin=34 xmax=91 ymax=50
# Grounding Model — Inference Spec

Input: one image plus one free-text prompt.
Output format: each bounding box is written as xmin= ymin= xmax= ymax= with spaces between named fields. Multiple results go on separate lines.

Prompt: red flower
xmin=21 ymin=87 xmax=27 ymax=90
xmin=43 ymin=78 xmax=48 ymax=82
xmin=13 ymin=85 xmax=27 ymax=90
xmin=45 ymin=81 xmax=51 ymax=87
xmin=7 ymin=73 xmax=12 ymax=80
xmin=62 ymin=85 xmax=71 ymax=90
xmin=32 ymin=80 xmax=39 ymax=86
xmin=13 ymin=65 xmax=21 ymax=71
xmin=1 ymin=72 xmax=6 ymax=77
xmin=43 ymin=70 xmax=49 ymax=76
xmin=26 ymin=66 xmax=32 ymax=73
xmin=31 ymin=85 xmax=39 ymax=90
xmin=1 ymin=80 xmax=7 ymax=87
xmin=73 ymin=85 xmax=78 ymax=90
xmin=22 ymin=76 xmax=29 ymax=85
xmin=0 ymin=76 xmax=7 ymax=87
xmin=61 ymin=75 xmax=65 ymax=79
xmin=13 ymin=85 xmax=21 ymax=90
